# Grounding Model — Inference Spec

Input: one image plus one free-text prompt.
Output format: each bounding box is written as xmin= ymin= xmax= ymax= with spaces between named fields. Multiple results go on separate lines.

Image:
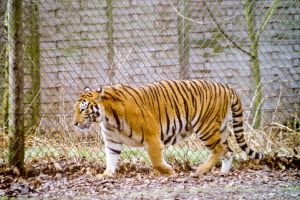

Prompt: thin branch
xmin=202 ymin=1 xmax=253 ymax=58
xmin=255 ymin=0 xmax=280 ymax=41
xmin=169 ymin=0 xmax=240 ymax=25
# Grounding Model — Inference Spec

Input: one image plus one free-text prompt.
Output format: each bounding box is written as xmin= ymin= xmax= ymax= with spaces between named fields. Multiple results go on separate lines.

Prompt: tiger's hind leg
xmin=145 ymin=135 xmax=175 ymax=176
xmin=220 ymin=125 xmax=233 ymax=174
xmin=195 ymin=142 xmax=226 ymax=175
xmin=220 ymin=151 xmax=233 ymax=174
xmin=195 ymin=129 xmax=226 ymax=176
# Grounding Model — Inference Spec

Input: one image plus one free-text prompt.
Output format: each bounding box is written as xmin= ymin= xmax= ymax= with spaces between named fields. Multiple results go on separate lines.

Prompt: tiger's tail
xmin=230 ymin=89 xmax=264 ymax=160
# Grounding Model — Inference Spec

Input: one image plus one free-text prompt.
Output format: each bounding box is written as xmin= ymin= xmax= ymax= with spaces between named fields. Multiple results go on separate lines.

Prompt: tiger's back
xmin=101 ymin=80 xmax=231 ymax=147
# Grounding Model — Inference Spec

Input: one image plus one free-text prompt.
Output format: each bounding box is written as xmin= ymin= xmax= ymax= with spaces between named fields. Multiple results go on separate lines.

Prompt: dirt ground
xmin=1 ymin=157 xmax=300 ymax=199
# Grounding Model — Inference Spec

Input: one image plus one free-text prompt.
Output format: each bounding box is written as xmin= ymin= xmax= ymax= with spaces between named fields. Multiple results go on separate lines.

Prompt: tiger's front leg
xmin=100 ymin=130 xmax=123 ymax=177
xmin=102 ymin=143 xmax=123 ymax=176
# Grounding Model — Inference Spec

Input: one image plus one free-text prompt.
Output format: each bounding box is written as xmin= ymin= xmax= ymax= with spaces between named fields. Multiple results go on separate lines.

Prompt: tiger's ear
xmin=84 ymin=87 xmax=91 ymax=91
xmin=96 ymin=87 xmax=102 ymax=93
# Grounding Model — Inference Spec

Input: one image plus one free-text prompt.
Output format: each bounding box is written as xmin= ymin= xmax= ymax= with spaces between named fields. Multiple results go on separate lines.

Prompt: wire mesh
xmin=0 ymin=0 xmax=299 ymax=168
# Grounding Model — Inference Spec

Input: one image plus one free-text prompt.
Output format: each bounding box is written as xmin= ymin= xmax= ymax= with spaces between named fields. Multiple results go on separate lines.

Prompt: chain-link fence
xmin=0 ymin=0 xmax=299 ymax=171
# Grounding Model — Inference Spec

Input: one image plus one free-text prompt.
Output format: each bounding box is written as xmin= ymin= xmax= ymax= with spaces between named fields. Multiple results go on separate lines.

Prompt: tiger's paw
xmin=190 ymin=171 xmax=204 ymax=178
xmin=191 ymin=165 xmax=211 ymax=177
xmin=154 ymin=164 xmax=175 ymax=176
xmin=95 ymin=169 xmax=115 ymax=179
xmin=212 ymin=170 xmax=229 ymax=177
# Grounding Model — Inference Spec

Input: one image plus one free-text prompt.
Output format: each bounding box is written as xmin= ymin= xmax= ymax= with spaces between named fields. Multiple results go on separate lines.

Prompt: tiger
xmin=73 ymin=79 xmax=263 ymax=177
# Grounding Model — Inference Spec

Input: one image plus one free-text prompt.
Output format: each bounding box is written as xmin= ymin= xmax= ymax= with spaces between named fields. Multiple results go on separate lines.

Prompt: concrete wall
xmin=36 ymin=0 xmax=299 ymax=131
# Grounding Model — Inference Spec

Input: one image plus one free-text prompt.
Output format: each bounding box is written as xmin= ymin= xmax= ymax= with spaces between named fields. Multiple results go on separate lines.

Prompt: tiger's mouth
xmin=76 ymin=122 xmax=91 ymax=129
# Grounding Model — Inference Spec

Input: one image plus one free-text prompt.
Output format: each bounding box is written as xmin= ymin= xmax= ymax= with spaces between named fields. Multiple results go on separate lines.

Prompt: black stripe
xmin=107 ymin=139 xmax=122 ymax=144
xmin=172 ymin=125 xmax=176 ymax=135
xmin=189 ymin=81 xmax=199 ymax=120
xmin=201 ymin=131 xmax=216 ymax=141
xmin=173 ymin=83 xmax=189 ymax=127
xmin=111 ymin=108 xmax=120 ymax=131
xmin=195 ymin=110 xmax=216 ymax=134
xmin=104 ymin=92 xmax=119 ymax=101
xmin=234 ymin=129 xmax=243 ymax=134
xmin=184 ymin=102 xmax=189 ymax=131
xmin=191 ymin=82 xmax=205 ymax=129
xmin=126 ymin=86 xmax=147 ymax=105
xmin=112 ymin=87 xmax=128 ymax=99
xmin=155 ymin=84 xmax=171 ymax=108
xmin=165 ymin=107 xmax=170 ymax=135
xmin=236 ymin=137 xmax=245 ymax=143
xmin=172 ymin=137 xmax=177 ymax=145
xmin=147 ymin=86 xmax=156 ymax=110
xmin=158 ymin=82 xmax=174 ymax=109
xmin=173 ymin=119 xmax=177 ymax=132
xmin=177 ymin=81 xmax=190 ymax=100
xmin=141 ymin=129 xmax=144 ymax=144
xmin=129 ymin=127 xmax=133 ymax=138
xmin=232 ymin=112 xmax=243 ymax=118
xmin=104 ymin=125 xmax=114 ymax=132
xmin=240 ymin=144 xmax=247 ymax=150
xmin=199 ymin=126 xmax=217 ymax=141
xmin=224 ymin=139 xmax=232 ymax=151
xmin=198 ymin=122 xmax=215 ymax=138
xmin=205 ymin=138 xmax=221 ymax=149
xmin=255 ymin=153 xmax=261 ymax=159
xmin=174 ymin=102 xmax=183 ymax=133
xmin=164 ymin=134 xmax=174 ymax=145
xmin=95 ymin=112 xmax=100 ymax=117
xmin=107 ymin=147 xmax=121 ymax=154
xmin=231 ymin=90 xmax=239 ymax=106
xmin=173 ymin=81 xmax=189 ymax=103
xmin=248 ymin=149 xmax=254 ymax=156
xmin=220 ymin=84 xmax=229 ymax=116
xmin=122 ymin=87 xmax=141 ymax=106
xmin=164 ymin=80 xmax=179 ymax=102
xmin=233 ymin=121 xmax=243 ymax=128
xmin=140 ymin=87 xmax=149 ymax=104
xmin=195 ymin=81 xmax=215 ymax=128
xmin=122 ymin=87 xmax=147 ymax=121
xmin=189 ymin=81 xmax=199 ymax=96
xmin=235 ymin=134 xmax=243 ymax=141
xmin=150 ymin=86 xmax=164 ymax=141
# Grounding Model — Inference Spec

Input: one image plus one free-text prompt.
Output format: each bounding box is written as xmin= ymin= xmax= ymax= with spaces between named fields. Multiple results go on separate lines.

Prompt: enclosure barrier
xmin=0 ymin=0 xmax=299 ymax=172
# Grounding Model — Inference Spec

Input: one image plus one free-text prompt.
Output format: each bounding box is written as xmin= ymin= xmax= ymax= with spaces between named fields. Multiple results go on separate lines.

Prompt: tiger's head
xmin=73 ymin=87 xmax=102 ymax=129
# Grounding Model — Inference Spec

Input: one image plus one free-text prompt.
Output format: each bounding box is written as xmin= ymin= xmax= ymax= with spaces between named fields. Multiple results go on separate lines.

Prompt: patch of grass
xmin=23 ymin=144 xmax=207 ymax=166
xmin=165 ymin=146 xmax=208 ymax=165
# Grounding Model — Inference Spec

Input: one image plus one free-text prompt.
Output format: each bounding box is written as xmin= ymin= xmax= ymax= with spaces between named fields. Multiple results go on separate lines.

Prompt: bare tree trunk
xmin=178 ymin=0 xmax=190 ymax=79
xmin=106 ymin=0 xmax=115 ymax=83
xmin=7 ymin=0 xmax=25 ymax=172
xmin=0 ymin=0 xmax=8 ymax=129
xmin=26 ymin=0 xmax=40 ymax=129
